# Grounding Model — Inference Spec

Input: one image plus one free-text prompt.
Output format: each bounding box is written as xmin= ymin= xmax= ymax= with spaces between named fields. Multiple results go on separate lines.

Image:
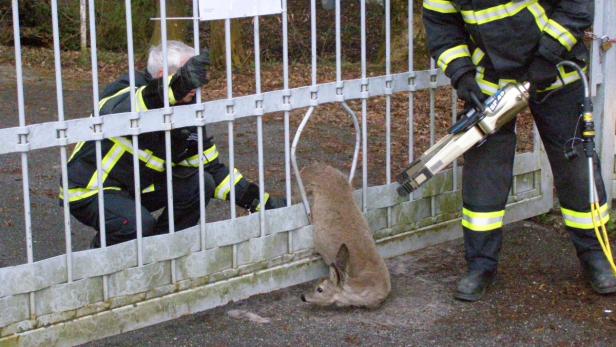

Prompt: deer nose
xmin=300 ymin=294 xmax=306 ymax=302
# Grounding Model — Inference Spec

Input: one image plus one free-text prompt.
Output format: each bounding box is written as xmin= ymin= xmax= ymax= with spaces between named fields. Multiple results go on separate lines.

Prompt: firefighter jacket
xmin=422 ymin=0 xmax=593 ymax=95
xmin=61 ymin=71 xmax=246 ymax=206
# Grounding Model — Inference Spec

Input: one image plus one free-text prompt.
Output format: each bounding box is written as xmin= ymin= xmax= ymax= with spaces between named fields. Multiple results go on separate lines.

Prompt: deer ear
xmin=329 ymin=265 xmax=340 ymax=285
xmin=334 ymin=243 xmax=349 ymax=272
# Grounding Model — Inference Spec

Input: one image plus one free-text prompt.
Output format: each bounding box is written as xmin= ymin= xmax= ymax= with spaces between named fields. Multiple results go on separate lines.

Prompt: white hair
xmin=147 ymin=40 xmax=195 ymax=76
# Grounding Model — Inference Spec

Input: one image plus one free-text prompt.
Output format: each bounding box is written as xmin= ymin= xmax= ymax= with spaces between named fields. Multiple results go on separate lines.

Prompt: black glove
xmin=455 ymin=72 xmax=485 ymax=104
xmin=527 ymin=55 xmax=558 ymax=90
xmin=170 ymin=50 xmax=210 ymax=99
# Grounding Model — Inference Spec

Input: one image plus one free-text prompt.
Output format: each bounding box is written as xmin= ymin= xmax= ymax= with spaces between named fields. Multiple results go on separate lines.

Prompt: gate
xmin=1 ymin=0 xmax=612 ymax=345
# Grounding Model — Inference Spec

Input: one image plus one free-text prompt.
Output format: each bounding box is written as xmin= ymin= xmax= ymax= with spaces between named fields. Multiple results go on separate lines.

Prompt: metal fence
xmin=0 ymin=0 xmax=614 ymax=345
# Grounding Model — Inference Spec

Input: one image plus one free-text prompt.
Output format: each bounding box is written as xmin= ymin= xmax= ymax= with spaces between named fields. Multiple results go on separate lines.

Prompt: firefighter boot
xmin=580 ymin=253 xmax=616 ymax=294
xmin=454 ymin=228 xmax=502 ymax=301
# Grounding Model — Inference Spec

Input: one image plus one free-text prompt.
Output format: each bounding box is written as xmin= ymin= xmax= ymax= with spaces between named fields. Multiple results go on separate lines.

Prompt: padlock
xmin=601 ymin=41 xmax=613 ymax=52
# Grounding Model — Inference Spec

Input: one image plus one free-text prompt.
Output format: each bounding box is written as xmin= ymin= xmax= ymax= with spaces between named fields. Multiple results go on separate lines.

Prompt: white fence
xmin=0 ymin=0 xmax=614 ymax=345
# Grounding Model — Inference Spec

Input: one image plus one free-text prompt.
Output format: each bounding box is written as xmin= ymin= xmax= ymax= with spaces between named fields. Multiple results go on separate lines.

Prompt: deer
xmin=299 ymin=162 xmax=391 ymax=309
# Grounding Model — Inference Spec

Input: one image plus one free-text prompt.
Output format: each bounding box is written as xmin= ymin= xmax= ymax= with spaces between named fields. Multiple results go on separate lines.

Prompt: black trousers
xmin=70 ymin=171 xmax=215 ymax=247
xmin=462 ymin=81 xmax=608 ymax=272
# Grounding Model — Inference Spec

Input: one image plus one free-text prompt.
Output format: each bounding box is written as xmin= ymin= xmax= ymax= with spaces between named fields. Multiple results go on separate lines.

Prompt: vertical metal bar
xmin=385 ymin=0 xmax=391 ymax=185
xmin=88 ymin=0 xmax=109 ymax=300
xmin=159 ymin=0 xmax=177 ymax=283
xmin=254 ymin=15 xmax=267 ymax=238
xmin=429 ymin=59 xmax=436 ymax=146
xmin=408 ymin=0 xmax=415 ymax=166
xmin=12 ymin=0 xmax=36 ymax=318
xmin=192 ymin=0 xmax=208 ymax=251
xmin=335 ymin=0 xmax=341 ymax=83
xmin=360 ymin=0 xmax=368 ymax=213
xmin=51 ymin=0 xmax=73 ymax=284
xmin=224 ymin=18 xmax=238 ymax=268
xmin=282 ymin=0 xmax=293 ymax=252
xmin=125 ymin=0 xmax=144 ymax=267
xmin=311 ymin=0 xmax=317 ymax=86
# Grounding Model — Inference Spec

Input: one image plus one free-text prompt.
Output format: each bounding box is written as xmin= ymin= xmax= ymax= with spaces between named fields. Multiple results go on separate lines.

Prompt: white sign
xmin=199 ymin=0 xmax=282 ymax=21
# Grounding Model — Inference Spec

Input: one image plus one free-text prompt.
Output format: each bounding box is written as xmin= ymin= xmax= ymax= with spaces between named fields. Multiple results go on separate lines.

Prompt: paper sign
xmin=199 ymin=0 xmax=282 ymax=21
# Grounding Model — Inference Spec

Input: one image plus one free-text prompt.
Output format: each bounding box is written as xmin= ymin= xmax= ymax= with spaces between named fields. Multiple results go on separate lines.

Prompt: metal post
xmin=254 ymin=15 xmax=267 ymax=237
xmin=360 ymin=0 xmax=368 ymax=213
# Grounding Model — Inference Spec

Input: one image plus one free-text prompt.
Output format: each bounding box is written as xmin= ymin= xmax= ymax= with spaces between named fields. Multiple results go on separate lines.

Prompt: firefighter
xmin=422 ymin=0 xmax=615 ymax=300
xmin=61 ymin=40 xmax=285 ymax=248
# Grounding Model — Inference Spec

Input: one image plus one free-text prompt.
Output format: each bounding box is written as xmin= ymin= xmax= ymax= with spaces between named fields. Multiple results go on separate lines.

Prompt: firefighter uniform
xmin=61 ymin=70 xmax=280 ymax=247
xmin=422 ymin=0 xmax=614 ymax=298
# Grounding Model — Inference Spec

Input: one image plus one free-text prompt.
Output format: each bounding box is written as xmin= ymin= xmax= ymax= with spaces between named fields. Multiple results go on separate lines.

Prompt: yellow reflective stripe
xmin=176 ymin=145 xmax=220 ymax=167
xmin=59 ymin=186 xmax=121 ymax=202
xmin=85 ymin=144 xmax=125 ymax=190
xmin=471 ymin=47 xmax=485 ymax=65
xmin=142 ymin=184 xmax=156 ymax=194
xmin=562 ymin=204 xmax=610 ymax=229
xmin=110 ymin=137 xmax=165 ymax=172
xmin=255 ymin=192 xmax=270 ymax=212
xmin=475 ymin=67 xmax=499 ymax=96
xmin=68 ymin=141 xmax=86 ymax=162
xmin=98 ymin=87 xmax=131 ymax=112
xmin=135 ymin=87 xmax=148 ymax=112
xmin=527 ymin=3 xmax=549 ymax=30
xmin=461 ymin=0 xmax=534 ymax=25
xmin=423 ymin=0 xmax=458 ymax=13
xmin=462 ymin=208 xmax=505 ymax=232
xmin=214 ymin=168 xmax=244 ymax=200
xmin=437 ymin=45 xmax=471 ymax=73
xmin=544 ymin=19 xmax=577 ymax=51
xmin=167 ymin=75 xmax=177 ymax=105
xmin=539 ymin=65 xmax=587 ymax=92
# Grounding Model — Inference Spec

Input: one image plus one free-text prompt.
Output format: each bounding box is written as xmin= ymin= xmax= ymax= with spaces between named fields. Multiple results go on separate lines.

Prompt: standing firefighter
xmin=422 ymin=0 xmax=615 ymax=300
xmin=60 ymin=41 xmax=285 ymax=248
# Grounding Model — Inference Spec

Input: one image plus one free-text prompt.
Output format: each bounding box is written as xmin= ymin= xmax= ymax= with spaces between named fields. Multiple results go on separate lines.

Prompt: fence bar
xmin=429 ymin=59 xmax=436 ymax=146
xmin=12 ymin=0 xmax=36 ymax=317
xmin=50 ymin=0 xmax=73 ymax=284
xmin=254 ymin=16 xmax=267 ymax=237
xmin=192 ymin=0 xmax=207 ymax=251
xmin=87 ymin=0 xmax=110 ymax=300
xmin=124 ymin=0 xmax=144 ymax=266
xmin=311 ymin=0 xmax=317 ymax=86
xmin=384 ymin=0 xmax=392 ymax=227
xmin=360 ymin=0 xmax=368 ymax=213
xmin=159 ymin=0 xmax=177 ymax=283
xmin=335 ymin=0 xmax=341 ymax=83
xmin=282 ymin=0 xmax=293 ymax=253
xmin=408 ymin=0 xmax=415 ymax=202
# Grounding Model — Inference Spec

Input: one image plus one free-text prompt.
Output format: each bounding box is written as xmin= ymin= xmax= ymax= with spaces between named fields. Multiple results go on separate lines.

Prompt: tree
xmin=150 ymin=0 xmax=191 ymax=46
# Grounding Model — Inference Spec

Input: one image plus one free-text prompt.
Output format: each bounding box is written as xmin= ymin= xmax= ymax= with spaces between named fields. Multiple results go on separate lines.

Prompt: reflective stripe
xmin=423 ymin=0 xmax=458 ymax=13
xmin=176 ymin=145 xmax=220 ymax=167
xmin=462 ymin=208 xmax=505 ymax=232
xmin=461 ymin=0 xmax=534 ymax=25
xmin=437 ymin=45 xmax=471 ymax=73
xmin=475 ymin=64 xmax=584 ymax=96
xmin=527 ymin=3 xmax=577 ymax=51
xmin=85 ymin=143 xmax=125 ymax=189
xmin=255 ymin=192 xmax=270 ymax=212
xmin=539 ymin=65 xmax=586 ymax=92
xmin=68 ymin=141 xmax=86 ymax=162
xmin=475 ymin=67 xmax=499 ymax=96
xmin=135 ymin=87 xmax=148 ymax=112
xmin=98 ymin=87 xmax=132 ymax=112
xmin=142 ymin=184 xmax=156 ymax=194
xmin=110 ymin=136 xmax=166 ymax=172
xmin=471 ymin=47 xmax=485 ymax=65
xmin=167 ymin=75 xmax=177 ymax=105
xmin=214 ymin=168 xmax=244 ymax=200
xmin=59 ymin=186 xmax=121 ymax=202
xmin=562 ymin=204 xmax=610 ymax=230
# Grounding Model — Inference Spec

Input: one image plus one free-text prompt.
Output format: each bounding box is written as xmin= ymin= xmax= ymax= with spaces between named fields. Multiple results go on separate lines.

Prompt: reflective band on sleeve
xmin=471 ymin=47 xmax=485 ymax=65
xmin=214 ymin=168 xmax=244 ymax=200
xmin=135 ymin=87 xmax=148 ymax=112
xmin=475 ymin=67 xmax=499 ymax=96
xmin=59 ymin=186 xmax=122 ymax=202
xmin=461 ymin=0 xmax=533 ymax=25
xmin=176 ymin=145 xmax=220 ymax=167
xmin=561 ymin=204 xmax=610 ymax=230
xmin=437 ymin=45 xmax=471 ymax=73
xmin=110 ymin=136 xmax=166 ymax=172
xmin=527 ymin=3 xmax=577 ymax=51
xmin=255 ymin=192 xmax=270 ymax=212
xmin=423 ymin=0 xmax=458 ymax=13
xmin=85 ymin=143 xmax=125 ymax=190
xmin=167 ymin=75 xmax=177 ymax=105
xmin=462 ymin=208 xmax=505 ymax=232
xmin=142 ymin=184 xmax=156 ymax=194
xmin=97 ymin=87 xmax=131 ymax=112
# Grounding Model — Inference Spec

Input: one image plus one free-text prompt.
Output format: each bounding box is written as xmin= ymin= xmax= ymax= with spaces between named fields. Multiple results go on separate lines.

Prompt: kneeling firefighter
xmin=60 ymin=41 xmax=285 ymax=248
xmin=421 ymin=0 xmax=615 ymax=300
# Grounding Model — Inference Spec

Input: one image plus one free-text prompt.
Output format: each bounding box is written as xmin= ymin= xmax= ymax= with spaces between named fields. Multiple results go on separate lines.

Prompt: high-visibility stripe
xmin=142 ymin=184 xmax=156 ymax=194
xmin=475 ymin=67 xmax=500 ymax=96
xmin=110 ymin=136 xmax=166 ymax=172
xmin=437 ymin=45 xmax=471 ymax=73
xmin=471 ymin=47 xmax=485 ymax=66
xmin=214 ymin=168 xmax=244 ymax=200
xmin=538 ymin=65 xmax=586 ymax=92
xmin=59 ymin=186 xmax=122 ymax=202
xmin=85 ymin=143 xmax=125 ymax=190
xmin=562 ymin=204 xmax=610 ymax=230
xmin=475 ymin=64 xmax=584 ymax=96
xmin=176 ymin=145 xmax=220 ymax=167
xmin=527 ymin=3 xmax=577 ymax=51
xmin=423 ymin=0 xmax=458 ymax=14
xmin=462 ymin=208 xmax=505 ymax=232
xmin=461 ymin=0 xmax=534 ymax=25
xmin=255 ymin=192 xmax=270 ymax=212
xmin=98 ymin=87 xmax=132 ymax=112
xmin=136 ymin=87 xmax=148 ymax=112
xmin=166 ymin=75 xmax=177 ymax=105
xmin=68 ymin=141 xmax=86 ymax=162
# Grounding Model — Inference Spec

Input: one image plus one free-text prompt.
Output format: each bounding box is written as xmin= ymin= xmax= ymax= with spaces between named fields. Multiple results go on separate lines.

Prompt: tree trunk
xmin=150 ymin=0 xmax=191 ymax=47
xmin=209 ymin=20 xmax=246 ymax=69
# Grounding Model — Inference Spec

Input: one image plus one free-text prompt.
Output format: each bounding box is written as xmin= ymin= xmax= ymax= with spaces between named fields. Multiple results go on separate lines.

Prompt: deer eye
xmin=317 ymin=287 xmax=323 ymax=293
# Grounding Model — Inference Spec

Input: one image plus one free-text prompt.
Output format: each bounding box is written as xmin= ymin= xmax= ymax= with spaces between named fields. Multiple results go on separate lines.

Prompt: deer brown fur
xmin=300 ymin=162 xmax=391 ymax=309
